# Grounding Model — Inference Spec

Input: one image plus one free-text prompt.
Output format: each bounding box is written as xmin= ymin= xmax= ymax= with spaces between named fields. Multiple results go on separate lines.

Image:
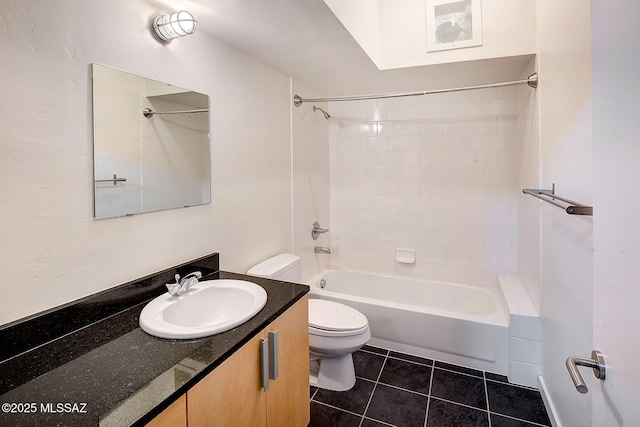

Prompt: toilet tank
xmin=247 ymin=253 xmax=301 ymax=283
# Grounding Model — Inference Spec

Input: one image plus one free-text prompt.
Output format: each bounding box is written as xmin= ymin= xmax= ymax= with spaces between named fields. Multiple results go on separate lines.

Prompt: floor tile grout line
xmin=362 ymin=346 xmax=530 ymax=387
xmin=350 ymin=347 xmax=549 ymax=427
xmin=360 ymin=347 xmax=390 ymax=356
xmin=362 ymin=415 xmax=396 ymax=427
xmin=366 ymin=350 xmax=538 ymax=392
xmin=313 ymin=345 xmax=550 ymax=427
xmin=484 ymin=373 xmax=492 ymax=427
xmin=423 ymin=363 xmax=436 ymax=427
xmin=485 ymin=376 xmax=541 ymax=391
xmin=385 ymin=354 xmax=434 ymax=368
xmin=488 ymin=411 xmax=552 ymax=427
xmin=360 ymin=347 xmax=517 ymax=383
xmin=358 ymin=351 xmax=389 ymax=427
xmin=433 ymin=365 xmax=485 ymax=380
xmin=434 ymin=362 xmax=483 ymax=374
xmin=361 ymin=347 xmax=435 ymax=367
xmin=371 ymin=380 xmax=430 ymax=397
xmin=429 ymin=395 xmax=490 ymax=415
xmin=310 ymin=400 xmax=366 ymax=420
xmin=340 ymin=376 xmax=548 ymax=427
xmin=355 ymin=376 xmax=378 ymax=383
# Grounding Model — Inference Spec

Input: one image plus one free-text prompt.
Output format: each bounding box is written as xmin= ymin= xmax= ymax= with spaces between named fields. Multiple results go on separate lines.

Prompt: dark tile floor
xmin=309 ymin=345 xmax=551 ymax=427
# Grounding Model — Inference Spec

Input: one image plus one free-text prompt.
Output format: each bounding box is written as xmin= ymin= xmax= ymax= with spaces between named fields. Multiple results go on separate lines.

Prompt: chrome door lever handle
xmin=566 ymin=350 xmax=605 ymax=394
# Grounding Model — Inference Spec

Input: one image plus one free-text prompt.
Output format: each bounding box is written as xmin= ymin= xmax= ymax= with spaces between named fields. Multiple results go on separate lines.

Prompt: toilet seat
xmin=309 ymin=323 xmax=370 ymax=337
xmin=309 ymin=299 xmax=369 ymax=337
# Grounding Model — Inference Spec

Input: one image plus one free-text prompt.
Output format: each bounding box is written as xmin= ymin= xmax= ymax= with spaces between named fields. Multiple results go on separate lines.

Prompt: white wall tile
xmin=327 ymin=87 xmax=526 ymax=286
xmin=511 ymin=337 xmax=543 ymax=365
xmin=510 ymin=314 xmax=543 ymax=340
xmin=510 ymin=360 xmax=541 ymax=388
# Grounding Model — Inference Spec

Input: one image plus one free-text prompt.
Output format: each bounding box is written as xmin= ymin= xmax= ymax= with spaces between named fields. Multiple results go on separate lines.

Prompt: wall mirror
xmin=92 ymin=64 xmax=211 ymax=219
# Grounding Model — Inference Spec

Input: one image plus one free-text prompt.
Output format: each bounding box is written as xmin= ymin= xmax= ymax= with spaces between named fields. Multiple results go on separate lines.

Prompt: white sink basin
xmin=139 ymin=279 xmax=267 ymax=339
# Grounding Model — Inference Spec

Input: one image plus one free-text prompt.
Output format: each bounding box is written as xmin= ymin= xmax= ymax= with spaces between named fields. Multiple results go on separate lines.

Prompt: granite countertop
xmin=0 ymin=254 xmax=309 ymax=426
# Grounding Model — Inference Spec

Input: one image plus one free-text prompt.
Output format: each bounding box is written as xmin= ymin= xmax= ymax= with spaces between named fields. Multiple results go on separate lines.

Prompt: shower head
xmin=313 ymin=105 xmax=331 ymax=120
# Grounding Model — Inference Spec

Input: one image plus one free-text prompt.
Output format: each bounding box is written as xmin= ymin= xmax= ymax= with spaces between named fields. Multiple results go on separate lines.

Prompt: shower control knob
xmin=311 ymin=222 xmax=329 ymax=240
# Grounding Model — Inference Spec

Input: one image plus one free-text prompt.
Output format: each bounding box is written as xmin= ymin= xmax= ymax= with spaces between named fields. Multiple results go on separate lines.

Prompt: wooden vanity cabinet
xmin=264 ymin=295 xmax=310 ymax=427
xmin=187 ymin=295 xmax=309 ymax=427
xmin=146 ymin=395 xmax=187 ymax=427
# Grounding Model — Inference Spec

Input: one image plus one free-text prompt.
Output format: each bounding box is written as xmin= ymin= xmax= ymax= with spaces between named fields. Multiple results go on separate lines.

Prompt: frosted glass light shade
xmin=152 ymin=10 xmax=197 ymax=41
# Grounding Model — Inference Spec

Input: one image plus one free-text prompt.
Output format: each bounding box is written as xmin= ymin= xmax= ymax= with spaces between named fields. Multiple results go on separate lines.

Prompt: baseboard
xmin=538 ymin=376 xmax=562 ymax=427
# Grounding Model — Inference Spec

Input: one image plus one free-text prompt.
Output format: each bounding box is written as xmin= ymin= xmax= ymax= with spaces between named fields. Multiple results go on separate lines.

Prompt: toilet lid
xmin=309 ymin=299 xmax=368 ymax=332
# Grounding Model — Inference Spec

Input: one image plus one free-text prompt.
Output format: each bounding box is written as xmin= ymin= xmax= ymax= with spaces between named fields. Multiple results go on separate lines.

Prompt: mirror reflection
xmin=92 ymin=64 xmax=211 ymax=219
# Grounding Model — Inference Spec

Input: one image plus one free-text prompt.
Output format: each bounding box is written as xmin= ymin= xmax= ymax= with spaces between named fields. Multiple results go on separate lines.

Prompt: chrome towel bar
xmin=95 ymin=174 xmax=127 ymax=185
xmin=143 ymin=107 xmax=209 ymax=118
xmin=522 ymin=185 xmax=592 ymax=216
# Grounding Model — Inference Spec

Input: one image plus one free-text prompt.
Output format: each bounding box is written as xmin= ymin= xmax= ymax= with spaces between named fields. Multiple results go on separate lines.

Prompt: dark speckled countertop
xmin=0 ymin=253 xmax=309 ymax=426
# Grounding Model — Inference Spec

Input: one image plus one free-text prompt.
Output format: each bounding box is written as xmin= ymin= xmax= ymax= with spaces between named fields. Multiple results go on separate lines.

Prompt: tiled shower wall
xmin=328 ymin=86 xmax=528 ymax=287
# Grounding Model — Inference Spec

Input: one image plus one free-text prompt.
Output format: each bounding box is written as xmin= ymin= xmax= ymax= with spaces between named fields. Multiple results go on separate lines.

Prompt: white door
xmin=591 ymin=1 xmax=640 ymax=425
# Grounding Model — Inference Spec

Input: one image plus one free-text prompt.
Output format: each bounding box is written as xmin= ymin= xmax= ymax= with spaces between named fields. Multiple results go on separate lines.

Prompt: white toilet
xmin=248 ymin=253 xmax=371 ymax=391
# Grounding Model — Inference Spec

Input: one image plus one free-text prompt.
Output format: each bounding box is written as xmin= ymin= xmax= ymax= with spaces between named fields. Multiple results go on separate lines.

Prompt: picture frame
xmin=426 ymin=0 xmax=483 ymax=52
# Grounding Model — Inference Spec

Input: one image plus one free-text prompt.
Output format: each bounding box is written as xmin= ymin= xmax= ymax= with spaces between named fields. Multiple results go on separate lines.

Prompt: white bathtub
xmin=307 ymin=269 xmax=509 ymax=374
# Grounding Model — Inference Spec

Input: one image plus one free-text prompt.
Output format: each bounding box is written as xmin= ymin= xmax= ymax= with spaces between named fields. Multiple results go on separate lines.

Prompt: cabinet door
xmin=187 ymin=332 xmax=267 ymax=427
xmin=266 ymin=295 xmax=310 ymax=427
xmin=146 ymin=395 xmax=186 ymax=427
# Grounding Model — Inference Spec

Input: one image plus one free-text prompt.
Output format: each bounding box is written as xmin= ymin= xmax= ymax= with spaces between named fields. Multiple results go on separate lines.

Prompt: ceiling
xmin=150 ymin=0 xmax=534 ymax=97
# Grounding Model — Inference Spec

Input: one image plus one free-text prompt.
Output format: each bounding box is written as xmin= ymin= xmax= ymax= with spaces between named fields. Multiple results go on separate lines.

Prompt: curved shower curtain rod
xmin=293 ymin=73 xmax=538 ymax=107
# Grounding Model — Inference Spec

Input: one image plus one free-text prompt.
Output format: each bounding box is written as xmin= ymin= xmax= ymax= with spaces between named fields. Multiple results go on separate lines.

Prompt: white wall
xmin=324 ymin=0 xmax=536 ymax=70
xmin=380 ymin=0 xmax=536 ymax=69
xmin=536 ymin=1 xmax=594 ymax=426
xmin=327 ymin=87 xmax=527 ymax=287
xmin=515 ymin=58 xmax=541 ymax=311
xmin=592 ymin=2 xmax=640 ymax=424
xmin=322 ymin=0 xmax=381 ymax=67
xmin=291 ymin=81 xmax=331 ymax=282
xmin=0 ymin=0 xmax=293 ymax=326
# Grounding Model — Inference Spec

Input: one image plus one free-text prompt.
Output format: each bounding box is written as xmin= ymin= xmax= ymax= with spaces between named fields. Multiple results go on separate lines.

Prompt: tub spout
xmin=314 ymin=246 xmax=331 ymax=254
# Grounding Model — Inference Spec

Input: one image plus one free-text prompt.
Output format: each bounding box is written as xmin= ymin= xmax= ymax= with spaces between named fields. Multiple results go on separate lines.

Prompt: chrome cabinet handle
xmin=566 ymin=350 xmax=606 ymax=394
xmin=268 ymin=331 xmax=279 ymax=380
xmin=260 ymin=338 xmax=269 ymax=391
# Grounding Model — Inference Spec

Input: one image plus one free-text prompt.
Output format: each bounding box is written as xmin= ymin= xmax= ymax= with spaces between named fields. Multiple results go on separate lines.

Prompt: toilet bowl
xmin=247 ymin=253 xmax=370 ymax=391
xmin=308 ymin=299 xmax=371 ymax=391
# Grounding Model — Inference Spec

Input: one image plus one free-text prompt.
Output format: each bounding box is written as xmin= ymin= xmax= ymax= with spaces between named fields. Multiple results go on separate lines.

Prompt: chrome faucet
xmin=166 ymin=271 xmax=202 ymax=296
xmin=314 ymin=246 xmax=331 ymax=254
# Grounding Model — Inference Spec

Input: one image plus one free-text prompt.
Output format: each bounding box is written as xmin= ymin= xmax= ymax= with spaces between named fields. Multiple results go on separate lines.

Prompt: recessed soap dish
xmin=396 ymin=248 xmax=416 ymax=264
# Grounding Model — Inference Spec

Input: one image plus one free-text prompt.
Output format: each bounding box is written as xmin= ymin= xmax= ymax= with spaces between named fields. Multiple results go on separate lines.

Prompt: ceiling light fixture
xmin=152 ymin=10 xmax=197 ymax=42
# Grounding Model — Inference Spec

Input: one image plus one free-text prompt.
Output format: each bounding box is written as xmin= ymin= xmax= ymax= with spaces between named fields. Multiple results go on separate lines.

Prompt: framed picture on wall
xmin=426 ymin=0 xmax=483 ymax=52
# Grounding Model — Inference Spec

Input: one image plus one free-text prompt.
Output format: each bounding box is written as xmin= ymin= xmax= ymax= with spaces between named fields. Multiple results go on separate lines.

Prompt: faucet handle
xmin=180 ymin=271 xmax=202 ymax=283
xmin=166 ymin=274 xmax=181 ymax=295
xmin=166 ymin=272 xmax=202 ymax=296
xmin=311 ymin=222 xmax=329 ymax=240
